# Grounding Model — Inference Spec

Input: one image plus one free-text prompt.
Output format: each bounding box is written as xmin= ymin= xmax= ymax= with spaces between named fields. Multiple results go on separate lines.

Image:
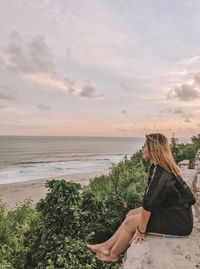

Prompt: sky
xmin=0 ymin=0 xmax=200 ymax=139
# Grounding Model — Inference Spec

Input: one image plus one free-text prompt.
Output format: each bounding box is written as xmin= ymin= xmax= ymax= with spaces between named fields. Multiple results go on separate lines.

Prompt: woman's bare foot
xmin=96 ymin=252 xmax=118 ymax=262
xmin=86 ymin=244 xmax=110 ymax=255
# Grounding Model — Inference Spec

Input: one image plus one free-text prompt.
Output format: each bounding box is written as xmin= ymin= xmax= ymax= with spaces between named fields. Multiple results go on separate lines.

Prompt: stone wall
xmin=122 ymin=150 xmax=200 ymax=269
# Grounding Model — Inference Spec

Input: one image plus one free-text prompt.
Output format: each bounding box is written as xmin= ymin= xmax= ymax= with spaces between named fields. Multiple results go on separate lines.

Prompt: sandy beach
xmin=0 ymin=171 xmax=109 ymax=210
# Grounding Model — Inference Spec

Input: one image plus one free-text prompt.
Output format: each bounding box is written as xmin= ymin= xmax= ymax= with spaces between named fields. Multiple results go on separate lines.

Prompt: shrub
xmin=24 ymin=180 xmax=123 ymax=268
xmin=0 ymin=200 xmax=37 ymax=268
xmin=170 ymin=133 xmax=200 ymax=165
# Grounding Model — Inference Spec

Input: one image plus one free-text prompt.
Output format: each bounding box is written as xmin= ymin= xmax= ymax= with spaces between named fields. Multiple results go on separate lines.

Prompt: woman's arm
xmin=129 ymin=207 xmax=151 ymax=244
xmin=138 ymin=207 xmax=151 ymax=233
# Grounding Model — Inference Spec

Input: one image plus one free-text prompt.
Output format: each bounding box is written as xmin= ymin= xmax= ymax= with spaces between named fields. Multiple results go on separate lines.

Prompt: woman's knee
xmin=126 ymin=207 xmax=142 ymax=218
xmin=124 ymin=215 xmax=140 ymax=232
xmin=126 ymin=210 xmax=133 ymax=218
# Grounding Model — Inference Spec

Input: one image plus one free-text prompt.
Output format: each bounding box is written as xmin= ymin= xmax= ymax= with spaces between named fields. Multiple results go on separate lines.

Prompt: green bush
xmin=24 ymin=180 xmax=123 ymax=268
xmin=89 ymin=155 xmax=150 ymax=211
xmin=170 ymin=133 xmax=200 ymax=164
xmin=0 ymin=200 xmax=37 ymax=268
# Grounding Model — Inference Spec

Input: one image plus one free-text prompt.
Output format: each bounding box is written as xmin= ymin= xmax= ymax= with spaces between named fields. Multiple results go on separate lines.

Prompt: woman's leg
xmin=126 ymin=206 xmax=142 ymax=218
xmin=96 ymin=214 xmax=141 ymax=262
xmin=87 ymin=218 xmax=126 ymax=255
xmin=87 ymin=207 xmax=142 ymax=254
xmin=103 ymin=207 xmax=142 ymax=249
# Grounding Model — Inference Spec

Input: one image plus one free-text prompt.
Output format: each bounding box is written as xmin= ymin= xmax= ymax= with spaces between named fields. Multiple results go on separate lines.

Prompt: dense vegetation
xmin=0 ymin=134 xmax=200 ymax=268
xmin=170 ymin=133 xmax=200 ymax=167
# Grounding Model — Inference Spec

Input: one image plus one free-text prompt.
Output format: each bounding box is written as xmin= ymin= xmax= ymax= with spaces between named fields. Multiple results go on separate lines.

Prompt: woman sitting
xmin=87 ymin=133 xmax=196 ymax=262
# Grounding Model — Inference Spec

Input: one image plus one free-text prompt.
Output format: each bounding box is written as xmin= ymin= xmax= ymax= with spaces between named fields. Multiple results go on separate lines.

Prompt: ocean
xmin=0 ymin=136 xmax=145 ymax=184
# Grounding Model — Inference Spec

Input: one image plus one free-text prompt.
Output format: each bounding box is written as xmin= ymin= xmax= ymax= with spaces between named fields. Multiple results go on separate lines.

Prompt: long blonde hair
xmin=145 ymin=133 xmax=180 ymax=176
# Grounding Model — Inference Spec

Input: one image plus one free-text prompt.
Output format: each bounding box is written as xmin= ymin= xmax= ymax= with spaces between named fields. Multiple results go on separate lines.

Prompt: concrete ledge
xmin=122 ymin=234 xmax=199 ymax=269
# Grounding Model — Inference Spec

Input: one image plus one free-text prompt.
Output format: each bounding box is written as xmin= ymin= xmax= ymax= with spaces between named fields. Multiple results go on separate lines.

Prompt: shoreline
xmin=0 ymin=170 xmax=110 ymax=210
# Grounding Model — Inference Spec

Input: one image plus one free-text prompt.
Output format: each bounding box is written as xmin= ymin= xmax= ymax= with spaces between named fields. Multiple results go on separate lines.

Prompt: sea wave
xmin=0 ymin=155 xmax=127 ymax=184
xmin=10 ymin=155 xmax=126 ymax=166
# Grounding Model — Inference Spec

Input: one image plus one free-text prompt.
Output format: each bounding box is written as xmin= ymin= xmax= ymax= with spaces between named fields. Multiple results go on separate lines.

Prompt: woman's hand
xmin=129 ymin=229 xmax=146 ymax=244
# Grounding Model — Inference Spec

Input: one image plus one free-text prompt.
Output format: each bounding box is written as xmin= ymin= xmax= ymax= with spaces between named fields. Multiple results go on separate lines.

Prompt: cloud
xmin=184 ymin=117 xmax=191 ymax=123
xmin=3 ymin=31 xmax=103 ymax=99
xmin=21 ymin=73 xmax=74 ymax=91
xmin=0 ymin=92 xmax=15 ymax=100
xmin=120 ymin=82 xmax=135 ymax=91
xmin=182 ymin=56 xmax=200 ymax=66
xmin=0 ymin=105 xmax=7 ymax=109
xmin=180 ymin=113 xmax=192 ymax=118
xmin=79 ymin=84 xmax=103 ymax=98
xmin=163 ymin=56 xmax=200 ymax=104
xmin=21 ymin=73 xmax=102 ymax=99
xmin=173 ymin=107 xmax=184 ymax=114
xmin=0 ymin=86 xmax=16 ymax=100
xmin=181 ymin=113 xmax=193 ymax=123
xmin=5 ymin=31 xmax=55 ymax=73
xmin=167 ymin=84 xmax=200 ymax=101
xmin=121 ymin=109 xmax=127 ymax=114
xmin=37 ymin=104 xmax=51 ymax=110
xmin=194 ymin=73 xmax=200 ymax=85
xmin=161 ymin=107 xmax=184 ymax=115
xmin=0 ymin=55 xmax=5 ymax=66
xmin=62 ymin=78 xmax=75 ymax=93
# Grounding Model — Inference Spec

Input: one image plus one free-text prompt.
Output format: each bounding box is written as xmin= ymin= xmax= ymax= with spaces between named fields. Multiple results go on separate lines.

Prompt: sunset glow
xmin=0 ymin=1 xmax=200 ymax=138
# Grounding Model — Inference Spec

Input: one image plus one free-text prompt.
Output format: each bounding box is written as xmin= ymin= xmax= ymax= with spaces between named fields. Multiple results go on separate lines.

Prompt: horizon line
xmin=0 ymin=134 xmax=192 ymax=138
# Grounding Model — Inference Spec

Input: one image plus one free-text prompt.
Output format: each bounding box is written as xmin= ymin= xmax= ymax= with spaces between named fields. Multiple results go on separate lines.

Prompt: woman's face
xmin=142 ymin=141 xmax=152 ymax=160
